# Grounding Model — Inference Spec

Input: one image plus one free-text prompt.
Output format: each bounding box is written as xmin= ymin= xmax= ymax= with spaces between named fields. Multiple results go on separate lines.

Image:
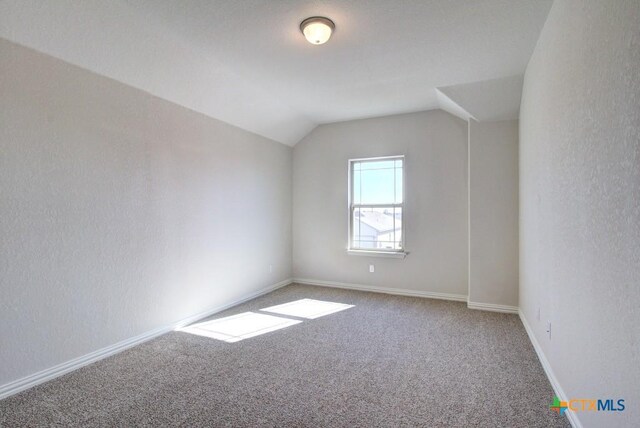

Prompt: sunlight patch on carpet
xmin=260 ymin=298 xmax=354 ymax=319
xmin=177 ymin=312 xmax=301 ymax=343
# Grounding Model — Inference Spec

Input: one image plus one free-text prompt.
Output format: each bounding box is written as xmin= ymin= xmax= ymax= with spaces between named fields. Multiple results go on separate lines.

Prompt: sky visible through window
xmin=352 ymin=159 xmax=403 ymax=204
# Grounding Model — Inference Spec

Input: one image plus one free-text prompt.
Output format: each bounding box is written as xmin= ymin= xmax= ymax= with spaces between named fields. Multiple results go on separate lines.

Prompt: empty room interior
xmin=1 ymin=1 xmax=638 ymax=427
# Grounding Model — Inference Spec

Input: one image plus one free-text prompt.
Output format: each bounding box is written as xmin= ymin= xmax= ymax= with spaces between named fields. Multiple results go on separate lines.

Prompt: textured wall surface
xmin=0 ymin=39 xmax=292 ymax=387
xmin=293 ymin=110 xmax=468 ymax=296
xmin=520 ymin=1 xmax=640 ymax=426
xmin=468 ymin=119 xmax=519 ymax=308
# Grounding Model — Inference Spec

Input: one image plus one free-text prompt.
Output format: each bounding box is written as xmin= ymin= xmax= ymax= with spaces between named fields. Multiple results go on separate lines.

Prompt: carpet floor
xmin=0 ymin=284 xmax=569 ymax=427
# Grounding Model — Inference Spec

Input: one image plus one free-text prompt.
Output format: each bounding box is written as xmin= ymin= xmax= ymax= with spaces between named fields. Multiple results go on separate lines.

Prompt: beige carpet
xmin=0 ymin=284 xmax=569 ymax=427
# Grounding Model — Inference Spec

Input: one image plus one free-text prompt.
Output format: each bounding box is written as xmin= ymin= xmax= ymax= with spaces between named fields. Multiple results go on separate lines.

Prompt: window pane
xmin=393 ymin=206 xmax=403 ymax=250
xmin=395 ymin=162 xmax=403 ymax=204
xmin=360 ymin=168 xmax=395 ymax=204
xmin=352 ymin=159 xmax=402 ymax=204
xmin=352 ymin=207 xmax=402 ymax=250
xmin=360 ymin=160 xmax=395 ymax=170
xmin=352 ymin=169 xmax=361 ymax=204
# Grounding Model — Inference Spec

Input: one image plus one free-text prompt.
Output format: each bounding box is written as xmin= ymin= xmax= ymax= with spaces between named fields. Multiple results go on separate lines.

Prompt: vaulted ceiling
xmin=0 ymin=0 xmax=553 ymax=145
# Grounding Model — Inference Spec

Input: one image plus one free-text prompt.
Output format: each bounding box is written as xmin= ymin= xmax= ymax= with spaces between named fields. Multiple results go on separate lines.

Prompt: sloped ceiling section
xmin=0 ymin=0 xmax=552 ymax=145
xmin=436 ymin=75 xmax=525 ymax=122
xmin=435 ymin=88 xmax=475 ymax=122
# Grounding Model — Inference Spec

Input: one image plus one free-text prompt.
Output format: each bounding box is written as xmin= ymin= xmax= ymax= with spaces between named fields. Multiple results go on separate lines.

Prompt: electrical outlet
xmin=546 ymin=321 xmax=551 ymax=339
xmin=369 ymin=264 xmax=375 ymax=273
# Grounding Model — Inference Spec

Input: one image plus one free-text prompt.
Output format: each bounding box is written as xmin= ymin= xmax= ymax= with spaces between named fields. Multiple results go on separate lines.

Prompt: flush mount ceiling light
xmin=300 ymin=16 xmax=335 ymax=45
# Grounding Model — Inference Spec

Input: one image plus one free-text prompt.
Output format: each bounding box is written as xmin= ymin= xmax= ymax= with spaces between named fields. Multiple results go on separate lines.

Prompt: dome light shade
xmin=300 ymin=17 xmax=335 ymax=45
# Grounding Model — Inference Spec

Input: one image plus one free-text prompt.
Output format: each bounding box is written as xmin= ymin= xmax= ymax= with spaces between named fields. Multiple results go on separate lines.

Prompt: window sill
xmin=347 ymin=250 xmax=408 ymax=259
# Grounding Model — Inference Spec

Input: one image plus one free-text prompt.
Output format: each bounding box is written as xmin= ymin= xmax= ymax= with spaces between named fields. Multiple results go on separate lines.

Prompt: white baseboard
xmin=293 ymin=277 xmax=468 ymax=302
xmin=519 ymin=310 xmax=581 ymax=428
xmin=467 ymin=301 xmax=519 ymax=314
xmin=0 ymin=278 xmax=293 ymax=401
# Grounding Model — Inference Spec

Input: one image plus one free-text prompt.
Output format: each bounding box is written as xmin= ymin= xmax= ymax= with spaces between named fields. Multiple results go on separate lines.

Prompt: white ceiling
xmin=0 ymin=0 xmax=553 ymax=145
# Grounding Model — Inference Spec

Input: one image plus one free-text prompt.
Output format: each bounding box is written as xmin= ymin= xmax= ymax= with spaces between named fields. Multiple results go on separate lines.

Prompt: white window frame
xmin=347 ymin=155 xmax=407 ymax=259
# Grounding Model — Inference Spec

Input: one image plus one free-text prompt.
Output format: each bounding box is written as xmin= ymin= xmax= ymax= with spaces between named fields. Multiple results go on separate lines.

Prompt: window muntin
xmin=349 ymin=156 xmax=404 ymax=252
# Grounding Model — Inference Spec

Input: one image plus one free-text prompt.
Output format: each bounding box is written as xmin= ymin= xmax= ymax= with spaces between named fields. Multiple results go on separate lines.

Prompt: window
xmin=349 ymin=156 xmax=404 ymax=255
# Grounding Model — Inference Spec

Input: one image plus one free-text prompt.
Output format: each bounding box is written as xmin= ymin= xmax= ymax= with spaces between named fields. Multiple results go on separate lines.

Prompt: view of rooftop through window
xmin=350 ymin=157 xmax=403 ymax=251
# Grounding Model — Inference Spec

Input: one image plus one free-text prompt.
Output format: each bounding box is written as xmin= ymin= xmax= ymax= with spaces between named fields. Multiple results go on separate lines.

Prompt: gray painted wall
xmin=0 ymin=39 xmax=292 ymax=387
xmin=520 ymin=1 xmax=639 ymax=426
xmin=468 ymin=119 xmax=519 ymax=308
xmin=293 ymin=110 xmax=468 ymax=297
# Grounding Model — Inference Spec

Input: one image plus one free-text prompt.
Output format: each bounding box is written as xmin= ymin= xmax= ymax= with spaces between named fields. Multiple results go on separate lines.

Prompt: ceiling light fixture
xmin=300 ymin=16 xmax=335 ymax=45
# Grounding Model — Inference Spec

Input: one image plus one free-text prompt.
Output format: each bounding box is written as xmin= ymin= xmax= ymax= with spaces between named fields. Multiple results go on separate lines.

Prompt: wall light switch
xmin=369 ymin=264 xmax=375 ymax=273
